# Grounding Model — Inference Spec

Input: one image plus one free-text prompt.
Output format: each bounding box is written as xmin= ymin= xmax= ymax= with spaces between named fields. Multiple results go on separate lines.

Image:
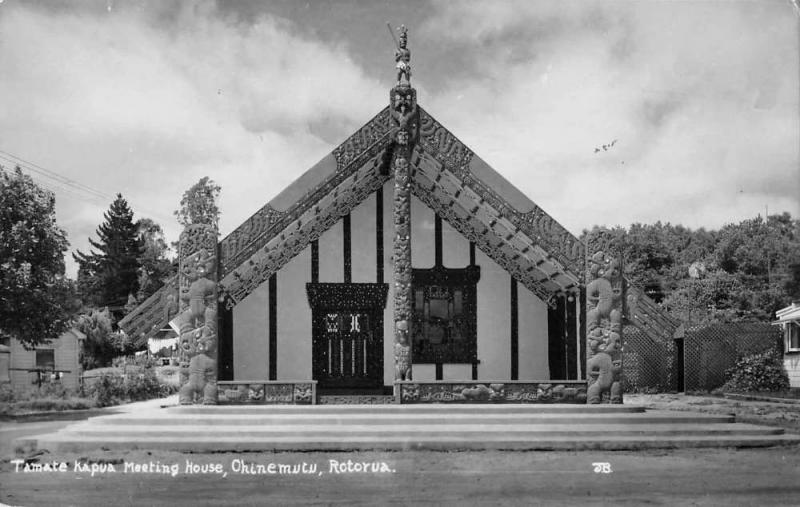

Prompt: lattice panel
xmin=684 ymin=323 xmax=783 ymax=392
xmin=622 ymin=325 xmax=676 ymax=393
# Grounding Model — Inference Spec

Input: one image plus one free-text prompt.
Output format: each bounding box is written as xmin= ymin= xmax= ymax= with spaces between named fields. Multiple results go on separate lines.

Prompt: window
xmin=35 ymin=349 xmax=55 ymax=369
xmin=788 ymin=322 xmax=800 ymax=352
xmin=411 ymin=266 xmax=480 ymax=364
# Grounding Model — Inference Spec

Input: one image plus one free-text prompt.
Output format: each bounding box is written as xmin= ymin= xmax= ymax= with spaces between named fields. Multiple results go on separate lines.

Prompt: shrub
xmin=13 ymin=397 xmax=94 ymax=412
xmin=88 ymin=368 xmax=179 ymax=407
xmin=90 ymin=372 xmax=125 ymax=408
xmin=0 ymin=383 xmax=15 ymax=403
xmin=721 ymin=349 xmax=790 ymax=393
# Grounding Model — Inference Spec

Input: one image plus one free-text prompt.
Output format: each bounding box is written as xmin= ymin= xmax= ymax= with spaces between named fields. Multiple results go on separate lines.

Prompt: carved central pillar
xmin=584 ymin=232 xmax=625 ymax=404
xmin=171 ymin=224 xmax=219 ymax=405
xmin=391 ymin=25 xmax=418 ymax=389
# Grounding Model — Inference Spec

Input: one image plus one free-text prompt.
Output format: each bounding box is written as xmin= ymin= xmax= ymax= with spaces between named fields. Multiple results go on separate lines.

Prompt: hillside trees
xmin=582 ymin=213 xmax=800 ymax=324
xmin=0 ymin=166 xmax=81 ymax=347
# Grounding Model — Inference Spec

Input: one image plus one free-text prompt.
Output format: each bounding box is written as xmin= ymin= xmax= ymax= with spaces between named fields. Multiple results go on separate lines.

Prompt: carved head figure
xmin=396 ymin=319 xmax=409 ymax=345
xmin=398 ymin=25 xmax=407 ymax=49
xmin=588 ymin=251 xmax=619 ymax=281
xmin=396 ymin=129 xmax=409 ymax=145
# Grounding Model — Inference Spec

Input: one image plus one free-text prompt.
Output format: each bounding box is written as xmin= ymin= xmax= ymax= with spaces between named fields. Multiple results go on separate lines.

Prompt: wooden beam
xmin=343 ymin=212 xmax=352 ymax=283
xmin=268 ymin=274 xmax=277 ymax=381
xmin=510 ymin=277 xmax=519 ymax=381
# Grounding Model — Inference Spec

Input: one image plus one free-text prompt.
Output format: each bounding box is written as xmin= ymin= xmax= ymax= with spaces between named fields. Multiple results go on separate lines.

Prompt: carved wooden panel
xmin=219 ymin=107 xmax=393 ymax=277
xmin=411 ymin=265 xmax=480 ymax=364
xmin=416 ymin=107 xmax=584 ymax=277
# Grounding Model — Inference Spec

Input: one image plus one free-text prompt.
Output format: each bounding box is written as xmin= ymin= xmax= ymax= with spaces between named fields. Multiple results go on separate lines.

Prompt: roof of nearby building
xmin=776 ymin=303 xmax=800 ymax=323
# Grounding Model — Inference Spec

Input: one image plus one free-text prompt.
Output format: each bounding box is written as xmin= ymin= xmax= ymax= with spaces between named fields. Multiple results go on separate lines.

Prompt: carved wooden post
xmin=585 ymin=232 xmax=624 ymax=404
xmin=171 ymin=224 xmax=219 ymax=405
xmin=391 ymin=25 xmax=418 ymax=391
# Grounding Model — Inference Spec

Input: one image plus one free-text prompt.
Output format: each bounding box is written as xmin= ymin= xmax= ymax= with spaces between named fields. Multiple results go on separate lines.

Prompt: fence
xmin=622 ymin=325 xmax=676 ymax=393
xmin=623 ymin=322 xmax=782 ymax=393
xmin=683 ymin=323 xmax=782 ymax=392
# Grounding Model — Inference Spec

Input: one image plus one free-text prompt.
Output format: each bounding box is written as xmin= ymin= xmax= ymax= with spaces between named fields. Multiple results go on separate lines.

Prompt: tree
xmin=0 ymin=166 xmax=80 ymax=347
xmin=174 ymin=176 xmax=221 ymax=229
xmin=135 ymin=218 xmax=175 ymax=301
xmin=73 ymin=194 xmax=143 ymax=315
xmin=74 ymin=307 xmax=115 ymax=369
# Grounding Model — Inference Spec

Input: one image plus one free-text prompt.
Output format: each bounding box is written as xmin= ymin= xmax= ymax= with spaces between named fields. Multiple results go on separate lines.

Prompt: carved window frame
xmin=411 ymin=265 xmax=480 ymax=364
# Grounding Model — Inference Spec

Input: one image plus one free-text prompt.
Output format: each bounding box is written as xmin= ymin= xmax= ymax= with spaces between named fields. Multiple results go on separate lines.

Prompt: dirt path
xmin=626 ymin=393 xmax=800 ymax=433
xmin=2 ymin=447 xmax=799 ymax=506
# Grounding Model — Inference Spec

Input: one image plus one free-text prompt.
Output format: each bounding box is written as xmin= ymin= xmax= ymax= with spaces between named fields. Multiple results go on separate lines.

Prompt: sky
xmin=1 ymin=0 xmax=798 ymax=279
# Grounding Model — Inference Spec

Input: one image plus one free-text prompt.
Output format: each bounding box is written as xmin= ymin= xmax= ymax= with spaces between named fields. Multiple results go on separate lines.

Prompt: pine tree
xmin=74 ymin=194 xmax=143 ymax=315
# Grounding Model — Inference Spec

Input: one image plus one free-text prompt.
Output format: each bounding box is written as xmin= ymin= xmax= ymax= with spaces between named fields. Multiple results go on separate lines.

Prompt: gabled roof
xmin=120 ymin=104 xmax=588 ymax=337
xmin=625 ymin=285 xmax=682 ymax=341
xmin=117 ymin=276 xmax=178 ymax=345
xmin=216 ymin=105 xmax=585 ymax=306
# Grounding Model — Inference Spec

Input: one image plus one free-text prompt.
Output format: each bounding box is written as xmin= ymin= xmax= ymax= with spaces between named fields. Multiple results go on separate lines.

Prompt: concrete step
xmin=62 ymin=422 xmax=784 ymax=438
xmin=23 ymin=433 xmax=800 ymax=453
xmin=16 ymin=403 xmax=800 ymax=453
xmin=168 ymin=404 xmax=646 ymax=414
xmin=87 ymin=411 xmax=735 ymax=426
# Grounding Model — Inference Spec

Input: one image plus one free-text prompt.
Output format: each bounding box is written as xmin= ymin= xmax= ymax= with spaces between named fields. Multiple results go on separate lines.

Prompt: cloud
xmin=419 ymin=0 xmax=799 ymax=232
xmin=0 ymin=1 xmax=386 ymax=277
xmin=0 ymin=0 xmax=796 ymax=282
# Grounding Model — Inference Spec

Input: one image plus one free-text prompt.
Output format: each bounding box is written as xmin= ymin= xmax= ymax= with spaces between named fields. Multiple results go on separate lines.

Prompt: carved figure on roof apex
xmin=394 ymin=24 xmax=411 ymax=86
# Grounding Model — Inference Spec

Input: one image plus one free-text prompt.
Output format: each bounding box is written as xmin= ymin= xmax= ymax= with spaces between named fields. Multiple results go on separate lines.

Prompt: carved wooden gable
xmin=122 ymin=104 xmax=588 ymax=331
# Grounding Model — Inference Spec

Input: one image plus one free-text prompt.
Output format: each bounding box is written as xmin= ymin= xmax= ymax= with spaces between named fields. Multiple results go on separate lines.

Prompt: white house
xmin=775 ymin=303 xmax=800 ymax=388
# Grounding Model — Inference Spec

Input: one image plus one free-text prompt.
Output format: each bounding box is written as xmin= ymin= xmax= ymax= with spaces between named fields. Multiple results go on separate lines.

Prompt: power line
xmin=0 ymin=150 xmax=175 ymax=224
xmin=0 ymin=150 xmax=112 ymax=201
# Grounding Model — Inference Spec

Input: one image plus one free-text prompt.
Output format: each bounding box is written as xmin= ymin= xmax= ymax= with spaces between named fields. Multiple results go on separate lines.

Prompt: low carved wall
xmin=217 ymin=381 xmax=317 ymax=405
xmin=394 ymin=380 xmax=587 ymax=404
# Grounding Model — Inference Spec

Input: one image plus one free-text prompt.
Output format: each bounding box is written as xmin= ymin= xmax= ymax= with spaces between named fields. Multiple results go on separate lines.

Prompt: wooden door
xmin=312 ymin=310 xmax=382 ymax=391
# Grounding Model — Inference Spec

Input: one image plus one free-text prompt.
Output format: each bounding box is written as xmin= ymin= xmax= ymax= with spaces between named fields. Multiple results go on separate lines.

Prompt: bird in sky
xmin=595 ymin=139 xmax=618 ymax=153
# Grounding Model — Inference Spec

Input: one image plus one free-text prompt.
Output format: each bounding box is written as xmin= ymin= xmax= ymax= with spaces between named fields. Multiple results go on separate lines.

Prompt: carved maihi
xmin=585 ymin=244 xmax=624 ymax=404
xmin=173 ymin=223 xmax=220 ymax=405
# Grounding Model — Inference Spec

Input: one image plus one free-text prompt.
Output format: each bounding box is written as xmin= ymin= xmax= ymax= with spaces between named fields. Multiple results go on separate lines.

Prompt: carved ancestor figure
xmin=171 ymin=228 xmax=219 ymax=405
xmin=179 ymin=325 xmax=218 ymax=405
xmin=394 ymin=25 xmax=411 ymax=85
xmin=585 ymin=250 xmax=623 ymax=404
xmin=394 ymin=320 xmax=412 ymax=381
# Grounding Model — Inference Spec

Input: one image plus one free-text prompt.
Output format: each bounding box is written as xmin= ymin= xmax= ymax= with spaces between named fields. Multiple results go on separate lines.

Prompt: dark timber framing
xmin=343 ymin=212 xmax=352 ymax=283
xmin=376 ymin=188 xmax=384 ymax=283
xmin=268 ymin=274 xmax=277 ymax=381
xmin=566 ymin=292 xmax=578 ymax=379
xmin=218 ymin=303 xmax=234 ymax=381
xmin=510 ymin=277 xmax=519 ymax=380
xmin=311 ymin=240 xmax=319 ymax=283
xmin=469 ymin=242 xmax=476 ymax=266
xmin=434 ymin=213 xmax=443 ymax=266
xmin=547 ymin=295 xmax=566 ymax=379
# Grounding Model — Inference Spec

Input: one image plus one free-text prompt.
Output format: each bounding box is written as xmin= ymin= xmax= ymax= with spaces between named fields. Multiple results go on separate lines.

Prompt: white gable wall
xmin=231 ymin=179 xmax=552 ymax=385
